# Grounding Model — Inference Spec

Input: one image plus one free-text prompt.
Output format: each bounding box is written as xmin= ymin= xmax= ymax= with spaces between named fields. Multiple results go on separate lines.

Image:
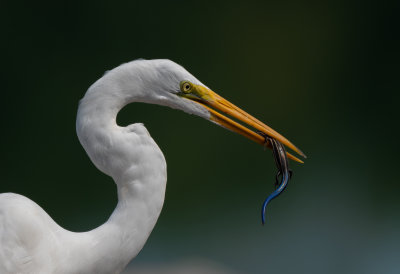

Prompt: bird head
xmin=106 ymin=59 xmax=306 ymax=162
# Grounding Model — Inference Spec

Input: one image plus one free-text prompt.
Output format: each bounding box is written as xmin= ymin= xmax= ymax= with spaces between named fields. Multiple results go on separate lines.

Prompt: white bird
xmin=0 ymin=59 xmax=305 ymax=274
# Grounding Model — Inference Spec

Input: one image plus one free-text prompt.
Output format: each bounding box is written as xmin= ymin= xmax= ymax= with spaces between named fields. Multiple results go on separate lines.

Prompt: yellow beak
xmin=179 ymin=82 xmax=306 ymax=163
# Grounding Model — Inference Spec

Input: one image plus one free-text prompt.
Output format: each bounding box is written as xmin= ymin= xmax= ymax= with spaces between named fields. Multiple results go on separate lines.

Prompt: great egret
xmin=0 ymin=59 xmax=305 ymax=274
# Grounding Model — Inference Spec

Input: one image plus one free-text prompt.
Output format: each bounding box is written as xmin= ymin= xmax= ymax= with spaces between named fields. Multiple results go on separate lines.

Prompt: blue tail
xmin=261 ymin=172 xmax=289 ymax=224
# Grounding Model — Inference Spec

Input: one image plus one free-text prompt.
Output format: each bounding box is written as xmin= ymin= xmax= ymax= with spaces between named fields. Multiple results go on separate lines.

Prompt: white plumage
xmin=0 ymin=59 xmax=304 ymax=274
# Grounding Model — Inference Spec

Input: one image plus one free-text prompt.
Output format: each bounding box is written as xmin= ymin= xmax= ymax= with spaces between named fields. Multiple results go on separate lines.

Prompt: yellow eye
xmin=180 ymin=81 xmax=192 ymax=93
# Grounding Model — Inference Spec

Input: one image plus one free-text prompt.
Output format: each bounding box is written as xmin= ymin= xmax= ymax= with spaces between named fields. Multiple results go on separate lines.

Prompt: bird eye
xmin=180 ymin=81 xmax=192 ymax=93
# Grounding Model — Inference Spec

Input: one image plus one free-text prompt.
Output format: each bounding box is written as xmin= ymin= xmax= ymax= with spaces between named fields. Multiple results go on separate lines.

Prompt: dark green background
xmin=1 ymin=1 xmax=399 ymax=273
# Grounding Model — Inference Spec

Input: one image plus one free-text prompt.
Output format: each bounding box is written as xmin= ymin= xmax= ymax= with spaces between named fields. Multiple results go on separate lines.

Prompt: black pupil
xmin=185 ymin=84 xmax=189 ymax=90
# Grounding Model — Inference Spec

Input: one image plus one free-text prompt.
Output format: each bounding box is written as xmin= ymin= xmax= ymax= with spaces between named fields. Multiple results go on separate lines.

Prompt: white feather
xmin=0 ymin=59 xmax=211 ymax=274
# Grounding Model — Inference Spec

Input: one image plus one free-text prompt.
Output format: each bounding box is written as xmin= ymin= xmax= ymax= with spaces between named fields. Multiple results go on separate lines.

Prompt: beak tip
xmin=292 ymin=146 xmax=307 ymax=159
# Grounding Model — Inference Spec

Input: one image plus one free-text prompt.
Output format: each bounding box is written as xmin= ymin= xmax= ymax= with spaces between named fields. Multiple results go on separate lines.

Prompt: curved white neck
xmin=71 ymin=78 xmax=167 ymax=273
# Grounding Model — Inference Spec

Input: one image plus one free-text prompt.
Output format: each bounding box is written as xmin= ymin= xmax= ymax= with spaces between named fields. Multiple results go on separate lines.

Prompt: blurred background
xmin=1 ymin=0 xmax=399 ymax=273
